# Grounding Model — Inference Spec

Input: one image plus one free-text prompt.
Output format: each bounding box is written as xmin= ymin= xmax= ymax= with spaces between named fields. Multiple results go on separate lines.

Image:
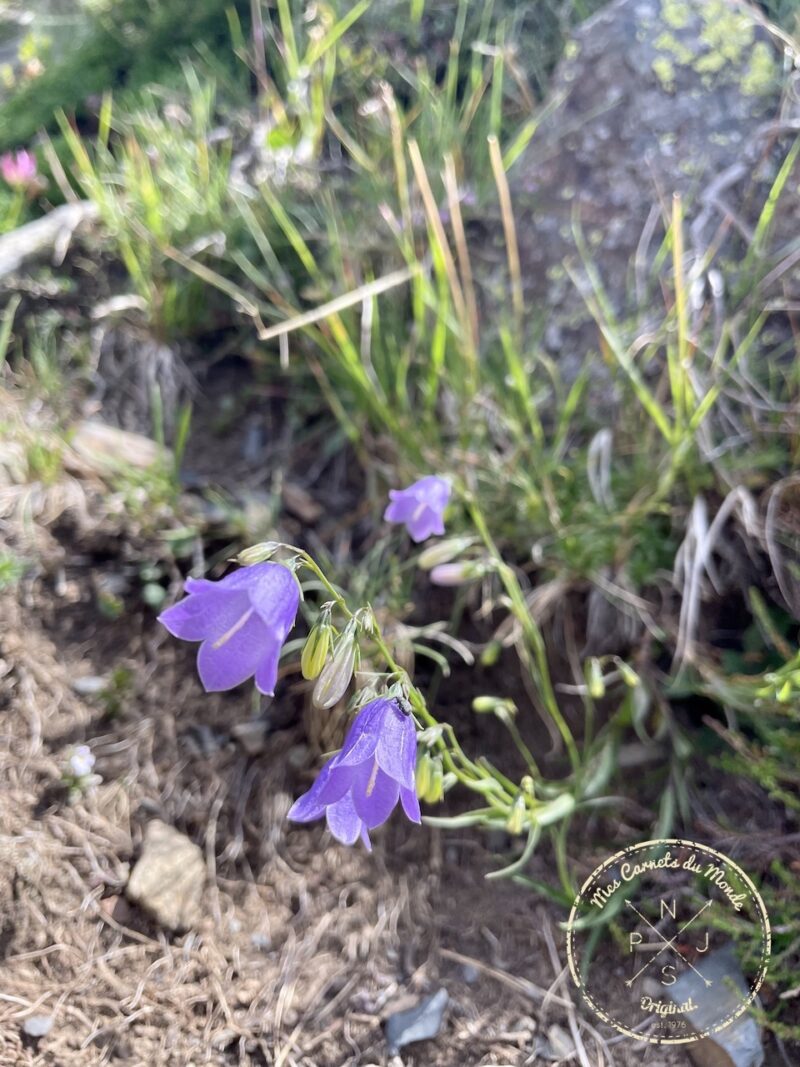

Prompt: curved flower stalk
xmin=158 ymin=531 xmax=590 ymax=880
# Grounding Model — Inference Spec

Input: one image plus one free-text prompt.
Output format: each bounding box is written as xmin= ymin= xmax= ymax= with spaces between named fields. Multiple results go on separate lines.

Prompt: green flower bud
xmin=480 ymin=640 xmax=502 ymax=667
xmin=778 ymin=679 xmax=792 ymax=704
xmin=441 ymin=772 xmax=457 ymax=793
xmin=237 ymin=541 xmax=281 ymax=565
xmin=428 ymin=757 xmax=444 ymax=803
xmin=586 ymin=657 xmax=605 ymax=699
xmin=418 ymin=724 xmax=444 ymax=747
xmin=472 ymin=695 xmax=499 ymax=714
xmin=521 ymin=775 xmax=535 ymax=797
xmin=472 ymin=695 xmax=517 ymax=725
xmin=312 ymin=625 xmax=358 ymax=709
xmin=417 ymin=536 xmax=476 ymax=570
xmin=416 ymin=751 xmax=434 ymax=799
xmin=505 ymin=794 xmax=527 ymax=835
xmin=614 ymin=658 xmax=640 ymax=688
xmin=416 ymin=753 xmax=446 ymax=804
xmin=301 ymin=615 xmax=332 ymax=680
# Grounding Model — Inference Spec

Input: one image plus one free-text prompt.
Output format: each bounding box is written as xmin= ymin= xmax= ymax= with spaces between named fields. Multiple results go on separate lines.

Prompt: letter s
xmin=660 ymin=965 xmax=676 ymax=986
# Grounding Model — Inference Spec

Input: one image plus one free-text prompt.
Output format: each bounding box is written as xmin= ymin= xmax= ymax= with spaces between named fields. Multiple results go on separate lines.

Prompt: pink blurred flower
xmin=1 ymin=149 xmax=37 ymax=190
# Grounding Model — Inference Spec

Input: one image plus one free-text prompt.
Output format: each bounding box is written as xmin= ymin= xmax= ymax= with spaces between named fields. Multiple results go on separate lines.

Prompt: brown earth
xmin=0 ymin=534 xmax=695 ymax=1067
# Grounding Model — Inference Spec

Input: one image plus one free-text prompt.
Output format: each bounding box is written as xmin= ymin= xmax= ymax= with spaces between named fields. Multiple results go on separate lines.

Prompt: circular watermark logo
xmin=566 ymin=838 xmax=771 ymax=1045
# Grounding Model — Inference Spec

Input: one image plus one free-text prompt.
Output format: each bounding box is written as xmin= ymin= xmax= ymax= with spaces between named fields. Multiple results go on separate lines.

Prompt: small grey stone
xmin=231 ymin=720 xmax=268 ymax=755
xmin=23 ymin=1015 xmax=54 ymax=1038
xmin=125 ymin=820 xmax=205 ymax=932
xmin=384 ymin=989 xmax=449 ymax=1055
xmin=668 ymin=944 xmax=763 ymax=1067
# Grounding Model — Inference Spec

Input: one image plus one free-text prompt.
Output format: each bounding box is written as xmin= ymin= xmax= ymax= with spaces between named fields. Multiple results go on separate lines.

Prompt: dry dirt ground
xmin=0 ymin=542 xmax=698 ymax=1067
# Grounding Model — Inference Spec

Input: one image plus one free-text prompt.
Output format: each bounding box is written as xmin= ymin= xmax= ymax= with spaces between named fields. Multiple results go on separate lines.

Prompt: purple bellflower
xmin=287 ymin=697 xmax=421 ymax=849
xmin=384 ymin=475 xmax=451 ymax=543
xmin=158 ymin=562 xmax=300 ymax=695
xmin=1 ymin=149 xmax=37 ymax=190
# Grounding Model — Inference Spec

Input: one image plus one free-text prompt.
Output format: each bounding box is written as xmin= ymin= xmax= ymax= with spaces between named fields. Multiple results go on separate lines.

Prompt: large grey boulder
xmin=500 ymin=0 xmax=796 ymax=380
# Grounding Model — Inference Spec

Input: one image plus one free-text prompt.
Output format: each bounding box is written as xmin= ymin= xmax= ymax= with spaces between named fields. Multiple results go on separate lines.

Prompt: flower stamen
xmin=365 ymin=757 xmax=380 ymax=797
xmin=212 ymin=607 xmax=255 ymax=649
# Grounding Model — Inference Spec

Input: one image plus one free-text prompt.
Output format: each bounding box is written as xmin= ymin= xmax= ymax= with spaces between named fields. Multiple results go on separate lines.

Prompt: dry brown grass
xmin=0 ymin=552 xmax=694 ymax=1067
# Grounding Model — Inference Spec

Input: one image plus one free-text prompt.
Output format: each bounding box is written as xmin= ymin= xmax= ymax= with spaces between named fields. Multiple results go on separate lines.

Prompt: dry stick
xmin=488 ymin=133 xmax=524 ymax=334
xmin=440 ymin=948 xmax=575 ymax=1011
xmin=541 ymin=921 xmax=606 ymax=1067
xmin=443 ymin=153 xmax=480 ymax=352
xmin=255 ymin=264 xmax=418 ymax=342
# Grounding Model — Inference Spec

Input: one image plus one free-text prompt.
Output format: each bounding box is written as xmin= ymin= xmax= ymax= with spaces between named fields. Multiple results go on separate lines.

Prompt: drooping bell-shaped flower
xmin=384 ymin=475 xmax=451 ymax=543
xmin=158 ymin=562 xmax=300 ymax=694
xmin=287 ymin=697 xmax=421 ymax=850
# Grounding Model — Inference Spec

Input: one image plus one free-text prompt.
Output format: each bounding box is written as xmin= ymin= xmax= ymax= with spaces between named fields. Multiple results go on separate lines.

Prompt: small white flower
xmin=69 ymin=745 xmax=95 ymax=778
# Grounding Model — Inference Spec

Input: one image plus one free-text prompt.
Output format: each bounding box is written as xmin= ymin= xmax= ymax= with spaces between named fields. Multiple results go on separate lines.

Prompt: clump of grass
xmin=159 ymin=2 xmax=800 ymax=909
xmin=56 ymin=69 xmax=236 ymax=338
xmin=0 ymin=0 xmax=251 ymax=152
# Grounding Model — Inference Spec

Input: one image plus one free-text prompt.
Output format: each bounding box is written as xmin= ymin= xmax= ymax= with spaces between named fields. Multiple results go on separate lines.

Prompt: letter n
xmin=660 ymin=898 xmax=676 ymax=920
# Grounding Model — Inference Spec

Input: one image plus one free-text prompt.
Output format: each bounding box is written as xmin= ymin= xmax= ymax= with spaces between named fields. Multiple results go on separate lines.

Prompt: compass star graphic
xmin=624 ymin=898 xmax=714 ymax=988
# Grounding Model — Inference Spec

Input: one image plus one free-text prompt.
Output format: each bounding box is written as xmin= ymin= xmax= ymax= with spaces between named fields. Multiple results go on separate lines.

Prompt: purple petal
xmin=222 ymin=562 xmax=300 ymax=634
xmin=158 ymin=588 xmax=249 ymax=642
xmin=400 ymin=786 xmax=421 ymax=824
xmin=287 ymin=760 xmax=353 ymax=823
xmin=385 ymin=476 xmax=451 ymax=542
xmin=375 ymin=703 xmax=417 ymax=789
xmin=335 ymin=699 xmax=390 ymax=767
xmin=415 ymin=475 xmax=451 ymax=508
xmin=352 ymin=762 xmax=400 ymax=828
xmin=196 ymin=611 xmax=271 ymax=691
xmin=326 ymin=793 xmax=364 ymax=846
xmin=254 ymin=643 xmax=281 ymax=695
xmin=406 ymin=506 xmax=445 ymax=543
xmin=184 ymin=577 xmax=222 ymax=596
xmin=384 ymin=493 xmax=416 ymax=523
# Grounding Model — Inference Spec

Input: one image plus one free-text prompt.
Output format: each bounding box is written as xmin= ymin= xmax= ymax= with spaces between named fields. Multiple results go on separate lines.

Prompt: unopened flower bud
xmin=472 ymin=695 xmax=517 ymax=725
xmin=237 ymin=541 xmax=281 ymax=565
xmin=778 ymin=679 xmax=792 ymax=704
xmin=417 ymin=536 xmax=476 ymax=570
xmin=312 ymin=625 xmax=358 ymax=708
xmin=472 ymin=695 xmax=499 ymax=713
xmin=429 ymin=757 xmax=444 ymax=802
xmin=613 ymin=657 xmax=640 ymax=688
xmin=418 ymin=724 xmax=444 ymax=747
xmin=416 ymin=751 xmax=444 ymax=803
xmin=521 ymin=775 xmax=535 ymax=797
xmin=301 ymin=614 xmax=332 ymax=680
xmin=586 ymin=657 xmax=605 ymax=699
xmin=441 ymin=771 xmax=457 ymax=793
xmin=480 ymin=640 xmax=502 ymax=667
xmin=505 ymin=794 xmax=527 ymax=835
xmin=429 ymin=560 xmax=487 ymax=587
